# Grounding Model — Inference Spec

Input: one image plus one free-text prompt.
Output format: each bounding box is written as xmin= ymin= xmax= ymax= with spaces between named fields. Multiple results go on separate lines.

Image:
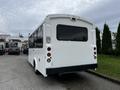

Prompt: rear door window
xmin=57 ymin=24 xmax=88 ymax=42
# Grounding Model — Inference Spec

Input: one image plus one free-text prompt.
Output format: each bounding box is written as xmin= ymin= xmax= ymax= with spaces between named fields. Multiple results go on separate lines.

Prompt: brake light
xmin=47 ymin=53 xmax=51 ymax=57
xmin=94 ymin=47 xmax=97 ymax=59
xmin=94 ymin=52 xmax=97 ymax=55
xmin=47 ymin=47 xmax=51 ymax=63
xmin=94 ymin=47 xmax=96 ymax=50
xmin=47 ymin=47 xmax=51 ymax=51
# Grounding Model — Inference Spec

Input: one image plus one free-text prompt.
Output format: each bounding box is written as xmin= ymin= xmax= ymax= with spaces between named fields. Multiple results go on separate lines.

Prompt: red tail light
xmin=93 ymin=47 xmax=97 ymax=59
xmin=47 ymin=47 xmax=51 ymax=51
xmin=94 ymin=47 xmax=96 ymax=50
xmin=94 ymin=52 xmax=97 ymax=55
xmin=47 ymin=53 xmax=51 ymax=57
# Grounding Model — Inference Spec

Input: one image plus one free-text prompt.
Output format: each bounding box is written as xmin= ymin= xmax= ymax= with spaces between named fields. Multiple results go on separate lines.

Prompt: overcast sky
xmin=0 ymin=0 xmax=120 ymax=36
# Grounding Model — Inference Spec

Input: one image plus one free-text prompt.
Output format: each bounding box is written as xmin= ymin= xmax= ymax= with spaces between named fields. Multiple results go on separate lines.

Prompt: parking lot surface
xmin=0 ymin=55 xmax=120 ymax=90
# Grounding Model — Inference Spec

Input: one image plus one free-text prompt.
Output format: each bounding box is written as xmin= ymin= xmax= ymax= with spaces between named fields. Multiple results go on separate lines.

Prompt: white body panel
xmin=28 ymin=14 xmax=97 ymax=77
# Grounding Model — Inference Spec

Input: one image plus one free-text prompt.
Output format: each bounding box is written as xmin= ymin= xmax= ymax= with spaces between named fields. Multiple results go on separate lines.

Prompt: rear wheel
xmin=33 ymin=61 xmax=39 ymax=75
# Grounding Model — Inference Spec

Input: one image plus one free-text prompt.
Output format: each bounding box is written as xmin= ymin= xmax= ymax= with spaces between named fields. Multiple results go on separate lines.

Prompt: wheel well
xmin=33 ymin=60 xmax=35 ymax=67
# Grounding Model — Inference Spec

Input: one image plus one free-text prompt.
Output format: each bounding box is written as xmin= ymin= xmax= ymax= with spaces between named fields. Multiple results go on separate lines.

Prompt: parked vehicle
xmin=28 ymin=14 xmax=97 ymax=77
xmin=0 ymin=45 xmax=5 ymax=55
xmin=8 ymin=43 xmax=20 ymax=55
xmin=5 ymin=42 xmax=9 ymax=52
xmin=23 ymin=47 xmax=28 ymax=55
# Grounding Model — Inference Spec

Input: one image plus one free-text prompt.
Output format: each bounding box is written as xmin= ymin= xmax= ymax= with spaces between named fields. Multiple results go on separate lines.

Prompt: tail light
xmin=94 ymin=52 xmax=97 ymax=55
xmin=47 ymin=47 xmax=52 ymax=63
xmin=94 ymin=47 xmax=96 ymax=50
xmin=47 ymin=53 xmax=51 ymax=57
xmin=94 ymin=47 xmax=97 ymax=59
xmin=94 ymin=47 xmax=97 ymax=54
xmin=47 ymin=47 xmax=51 ymax=51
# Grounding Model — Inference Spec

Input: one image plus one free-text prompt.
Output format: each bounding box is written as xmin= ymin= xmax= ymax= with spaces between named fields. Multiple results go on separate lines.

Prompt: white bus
xmin=28 ymin=14 xmax=97 ymax=77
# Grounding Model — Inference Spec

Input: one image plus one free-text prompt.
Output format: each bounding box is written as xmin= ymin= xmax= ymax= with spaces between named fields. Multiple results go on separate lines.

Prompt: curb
xmin=86 ymin=70 xmax=120 ymax=85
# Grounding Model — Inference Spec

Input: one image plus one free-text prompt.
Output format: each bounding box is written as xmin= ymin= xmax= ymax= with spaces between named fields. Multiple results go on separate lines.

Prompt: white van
xmin=28 ymin=14 xmax=97 ymax=77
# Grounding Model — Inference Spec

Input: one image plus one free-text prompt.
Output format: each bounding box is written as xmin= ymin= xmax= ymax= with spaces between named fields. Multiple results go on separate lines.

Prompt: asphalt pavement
xmin=0 ymin=55 xmax=120 ymax=90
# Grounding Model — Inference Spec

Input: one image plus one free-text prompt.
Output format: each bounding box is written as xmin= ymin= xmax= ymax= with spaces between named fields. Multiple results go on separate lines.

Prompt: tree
xmin=116 ymin=22 xmax=120 ymax=55
xmin=96 ymin=27 xmax=101 ymax=54
xmin=102 ymin=23 xmax=112 ymax=54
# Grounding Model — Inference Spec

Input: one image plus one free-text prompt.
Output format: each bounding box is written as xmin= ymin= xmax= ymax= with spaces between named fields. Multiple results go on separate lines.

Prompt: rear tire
xmin=33 ymin=61 xmax=39 ymax=75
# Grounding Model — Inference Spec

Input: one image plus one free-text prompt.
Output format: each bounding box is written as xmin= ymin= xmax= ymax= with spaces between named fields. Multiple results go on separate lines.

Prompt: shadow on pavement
xmin=45 ymin=72 xmax=90 ymax=90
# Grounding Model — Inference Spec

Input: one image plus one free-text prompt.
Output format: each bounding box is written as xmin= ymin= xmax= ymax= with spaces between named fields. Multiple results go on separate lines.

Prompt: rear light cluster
xmin=94 ymin=47 xmax=97 ymax=59
xmin=47 ymin=47 xmax=51 ymax=51
xmin=47 ymin=53 xmax=51 ymax=57
xmin=47 ymin=47 xmax=51 ymax=63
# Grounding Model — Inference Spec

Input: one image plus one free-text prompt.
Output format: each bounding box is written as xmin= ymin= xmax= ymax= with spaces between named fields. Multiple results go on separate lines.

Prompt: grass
xmin=96 ymin=55 xmax=120 ymax=80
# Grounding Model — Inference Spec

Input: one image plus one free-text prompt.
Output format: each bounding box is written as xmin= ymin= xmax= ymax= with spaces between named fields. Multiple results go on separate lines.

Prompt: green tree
xmin=116 ymin=22 xmax=120 ymax=55
xmin=102 ymin=23 xmax=112 ymax=54
xmin=96 ymin=27 xmax=101 ymax=54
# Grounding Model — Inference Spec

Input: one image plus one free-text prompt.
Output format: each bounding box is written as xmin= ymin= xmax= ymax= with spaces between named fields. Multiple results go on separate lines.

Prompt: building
xmin=6 ymin=36 xmax=28 ymax=51
xmin=0 ymin=34 xmax=10 ymax=39
xmin=0 ymin=33 xmax=28 ymax=51
xmin=0 ymin=34 xmax=10 ymax=48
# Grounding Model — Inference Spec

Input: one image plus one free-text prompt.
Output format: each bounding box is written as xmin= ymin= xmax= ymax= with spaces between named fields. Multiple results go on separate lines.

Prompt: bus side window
xmin=35 ymin=26 xmax=43 ymax=48
xmin=29 ymin=34 xmax=34 ymax=48
xmin=29 ymin=25 xmax=43 ymax=48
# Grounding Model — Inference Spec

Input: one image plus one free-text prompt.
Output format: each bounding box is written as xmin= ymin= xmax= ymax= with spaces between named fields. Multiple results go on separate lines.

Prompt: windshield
xmin=9 ymin=43 xmax=18 ymax=48
xmin=57 ymin=24 xmax=88 ymax=41
xmin=0 ymin=45 xmax=3 ymax=49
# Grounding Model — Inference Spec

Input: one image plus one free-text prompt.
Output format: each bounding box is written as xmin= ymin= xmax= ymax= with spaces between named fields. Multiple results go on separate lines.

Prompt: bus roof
xmin=44 ymin=14 xmax=94 ymax=26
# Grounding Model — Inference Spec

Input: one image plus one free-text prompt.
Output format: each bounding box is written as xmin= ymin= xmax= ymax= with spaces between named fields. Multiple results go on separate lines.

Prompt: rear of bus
xmin=45 ymin=14 xmax=97 ymax=75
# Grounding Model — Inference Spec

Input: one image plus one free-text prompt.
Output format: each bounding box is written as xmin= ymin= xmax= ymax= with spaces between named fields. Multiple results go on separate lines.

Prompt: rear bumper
xmin=46 ymin=64 xmax=97 ymax=75
xmin=8 ymin=51 xmax=20 ymax=54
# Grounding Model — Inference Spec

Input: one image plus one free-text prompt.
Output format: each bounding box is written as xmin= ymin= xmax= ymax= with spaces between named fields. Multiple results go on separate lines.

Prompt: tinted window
xmin=0 ymin=45 xmax=3 ymax=49
xmin=35 ymin=27 xmax=43 ymax=48
xmin=5 ymin=43 xmax=9 ymax=48
xmin=29 ymin=25 xmax=43 ymax=48
xmin=10 ymin=43 xmax=18 ymax=47
xmin=29 ymin=35 xmax=34 ymax=48
xmin=57 ymin=24 xmax=88 ymax=41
